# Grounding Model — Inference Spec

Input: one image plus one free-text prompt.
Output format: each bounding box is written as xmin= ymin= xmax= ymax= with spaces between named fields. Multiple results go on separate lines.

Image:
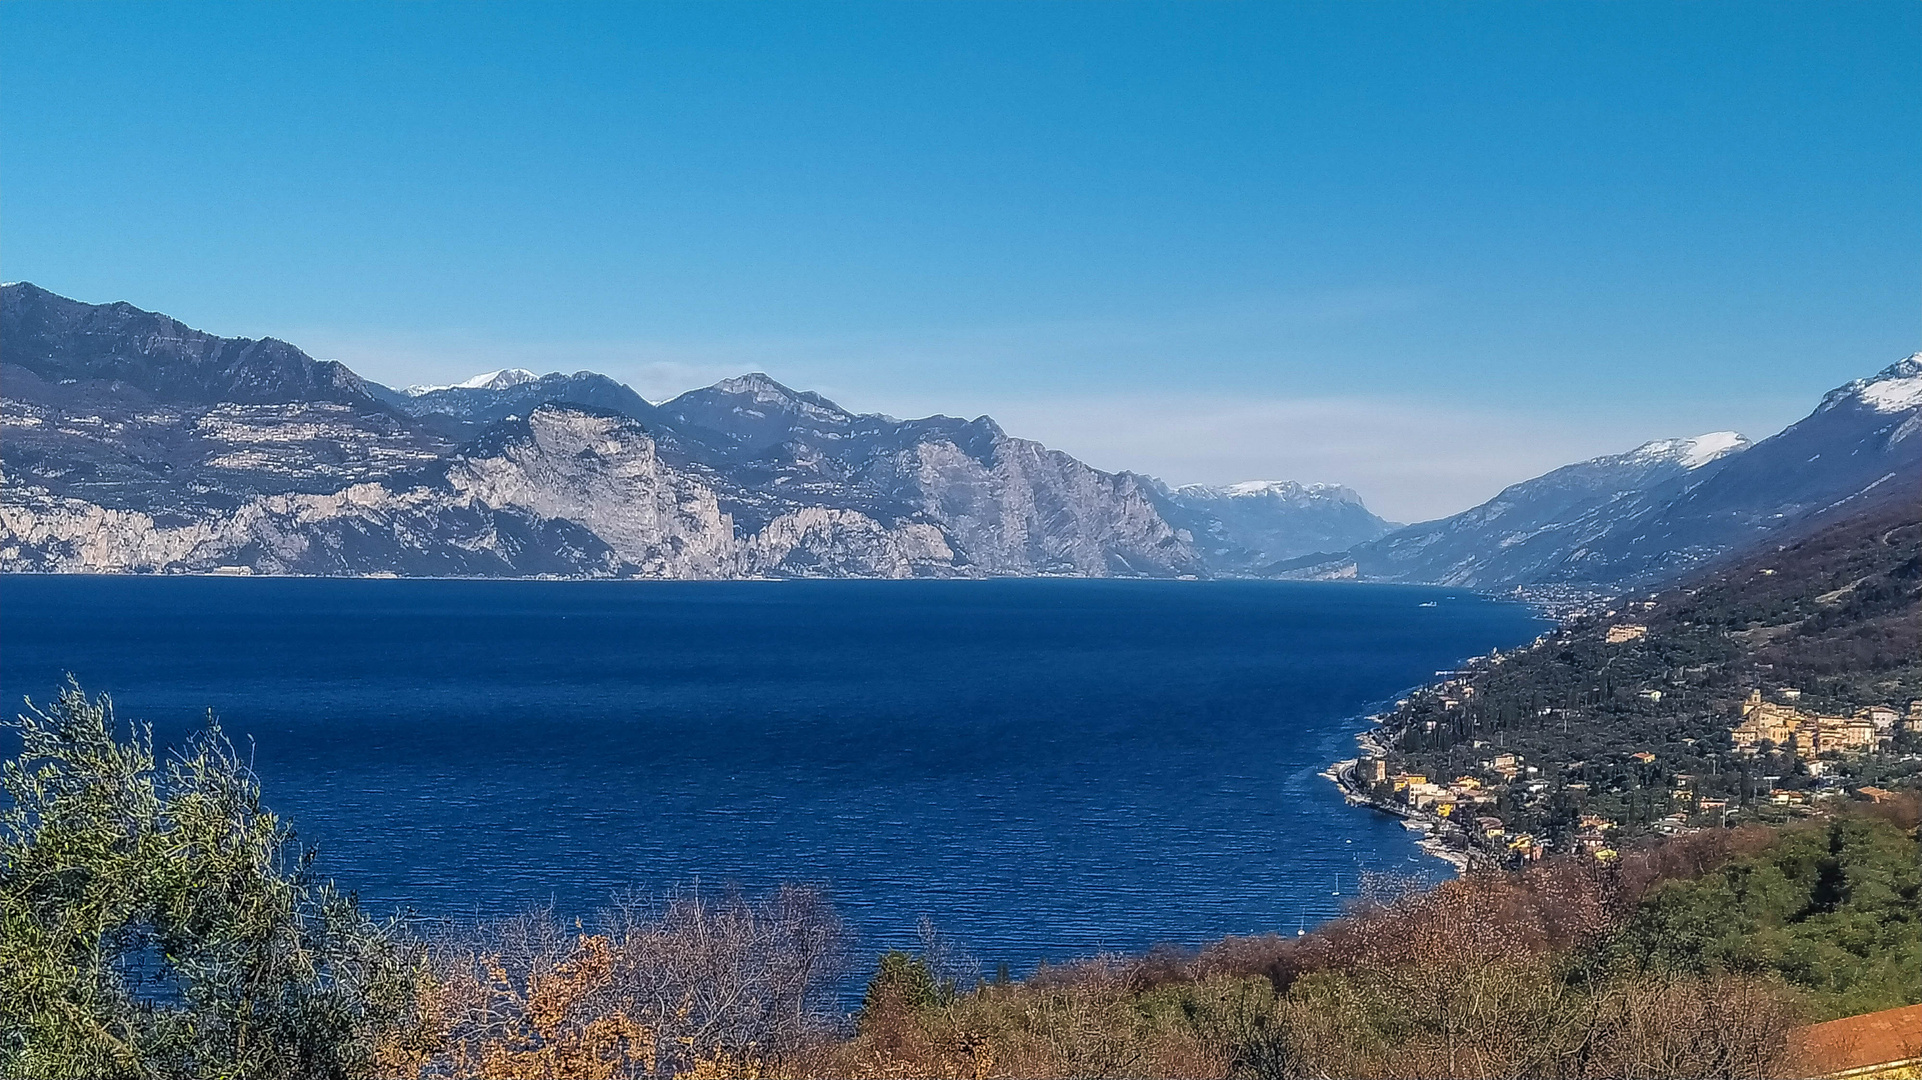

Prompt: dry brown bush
xmin=1581 ymin=973 xmax=1802 ymax=1079
xmin=389 ymin=885 xmax=848 ymax=1079
xmin=1858 ymin=788 xmax=1922 ymax=829
xmin=1610 ymin=823 xmax=1779 ymax=905
xmin=807 ymin=962 xmax=1254 ymax=1080
xmin=1110 ymin=827 xmax=1781 ymax=1000
xmin=1261 ymin=963 xmax=1801 ymax=1080
xmin=794 ymin=833 xmax=1809 ymax=1080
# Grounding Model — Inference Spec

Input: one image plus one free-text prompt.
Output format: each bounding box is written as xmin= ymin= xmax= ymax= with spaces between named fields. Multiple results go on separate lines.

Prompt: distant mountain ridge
xmin=1152 ymin=479 xmax=1397 ymax=569
xmin=1287 ymin=357 xmax=1921 ymax=590
xmin=3 ymin=281 xmax=1912 ymax=588
xmin=370 ymin=369 xmax=660 ymax=439
xmin=403 ymin=368 xmax=544 ymax=394
xmin=0 ymin=284 xmax=1212 ymax=578
xmin=1317 ymin=431 xmax=1755 ymax=587
xmin=2 ymin=281 xmax=381 ymax=409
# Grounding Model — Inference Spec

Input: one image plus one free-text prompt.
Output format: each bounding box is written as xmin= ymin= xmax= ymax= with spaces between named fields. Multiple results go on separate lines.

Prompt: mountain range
xmin=2 ymin=282 xmax=1915 ymax=589
xmin=1282 ymin=359 xmax=1920 ymax=589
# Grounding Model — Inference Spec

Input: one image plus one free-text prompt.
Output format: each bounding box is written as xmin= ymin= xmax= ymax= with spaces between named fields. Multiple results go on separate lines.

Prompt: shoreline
xmin=1322 ymin=755 xmax=1472 ymax=873
xmin=0 ymin=571 xmax=1590 ymax=597
xmin=1320 ymin=593 xmax=1569 ymax=875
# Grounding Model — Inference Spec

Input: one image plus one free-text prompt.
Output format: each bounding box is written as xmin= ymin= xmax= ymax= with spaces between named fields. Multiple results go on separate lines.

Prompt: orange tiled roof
xmin=1792 ymin=1003 xmax=1922 ymax=1078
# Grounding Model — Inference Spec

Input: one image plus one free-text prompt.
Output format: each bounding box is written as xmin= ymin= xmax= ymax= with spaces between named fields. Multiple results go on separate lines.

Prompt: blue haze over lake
xmin=2 ymin=577 xmax=1543 ymax=969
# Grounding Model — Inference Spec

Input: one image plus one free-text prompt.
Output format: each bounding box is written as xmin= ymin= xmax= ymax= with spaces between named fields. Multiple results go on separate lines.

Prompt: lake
xmin=0 ymin=575 xmax=1544 ymax=971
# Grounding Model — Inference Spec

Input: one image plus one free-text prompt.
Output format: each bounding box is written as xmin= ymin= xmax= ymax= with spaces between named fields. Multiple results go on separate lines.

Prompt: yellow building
xmin=1732 ymin=690 xmax=1802 ymax=747
xmin=1730 ymin=690 xmax=1879 ymax=757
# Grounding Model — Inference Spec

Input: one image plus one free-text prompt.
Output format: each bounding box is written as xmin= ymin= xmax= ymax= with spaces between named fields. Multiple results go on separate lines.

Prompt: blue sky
xmin=4 ymin=2 xmax=1917 ymax=520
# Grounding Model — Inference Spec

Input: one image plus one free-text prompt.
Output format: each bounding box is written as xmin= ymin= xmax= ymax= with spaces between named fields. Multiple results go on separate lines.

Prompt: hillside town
xmin=1341 ymin=660 xmax=1919 ymax=870
xmin=1335 ymin=502 xmax=1922 ymax=871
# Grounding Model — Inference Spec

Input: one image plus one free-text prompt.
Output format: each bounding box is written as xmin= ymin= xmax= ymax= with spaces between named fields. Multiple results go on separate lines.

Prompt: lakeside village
xmin=1330 ymin=618 xmax=1922 ymax=872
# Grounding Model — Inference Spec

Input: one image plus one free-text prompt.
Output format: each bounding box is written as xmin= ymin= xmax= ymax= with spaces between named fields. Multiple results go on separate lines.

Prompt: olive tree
xmin=0 ymin=681 xmax=415 ymax=1080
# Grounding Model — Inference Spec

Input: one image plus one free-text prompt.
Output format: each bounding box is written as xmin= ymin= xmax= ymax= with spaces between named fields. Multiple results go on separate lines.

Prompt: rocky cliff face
xmin=0 ymin=403 xmax=976 ymax=579
xmin=902 ymin=431 xmax=1194 ymax=576
xmin=0 ymin=285 xmax=1222 ymax=579
xmin=639 ymin=380 xmax=1200 ymax=577
xmin=441 ymin=407 xmax=737 ymax=577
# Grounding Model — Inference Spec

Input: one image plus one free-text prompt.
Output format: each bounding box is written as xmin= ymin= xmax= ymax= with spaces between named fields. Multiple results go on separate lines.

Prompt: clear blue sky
xmin=4 ymin=2 xmax=1917 ymax=519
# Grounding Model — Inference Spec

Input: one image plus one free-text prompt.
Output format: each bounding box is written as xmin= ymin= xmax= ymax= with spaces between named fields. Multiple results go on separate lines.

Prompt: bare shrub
xmin=1858 ymin=788 xmax=1922 ymax=829
xmin=403 ymin=885 xmax=848 ymax=1079
xmin=1253 ymin=964 xmax=1801 ymax=1080
xmin=1581 ymin=972 xmax=1801 ymax=1079
xmin=821 ymin=951 xmax=1260 ymax=1080
xmin=1610 ymin=824 xmax=1779 ymax=908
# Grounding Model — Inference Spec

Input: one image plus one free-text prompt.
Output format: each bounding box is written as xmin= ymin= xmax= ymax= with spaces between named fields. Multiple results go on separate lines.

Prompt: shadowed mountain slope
xmin=1290 ymin=358 xmax=1920 ymax=591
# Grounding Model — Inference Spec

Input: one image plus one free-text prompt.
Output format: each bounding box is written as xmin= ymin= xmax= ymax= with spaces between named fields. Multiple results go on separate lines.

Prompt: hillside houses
xmin=1604 ymin=623 xmax=1648 ymax=644
xmin=1387 ymin=770 xmax=1500 ymax=818
xmin=1729 ymin=689 xmax=1902 ymax=757
xmin=1359 ymin=494 xmax=1922 ymax=868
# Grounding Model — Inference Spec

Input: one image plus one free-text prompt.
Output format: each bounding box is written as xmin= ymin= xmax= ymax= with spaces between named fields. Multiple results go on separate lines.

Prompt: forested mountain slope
xmin=1374 ymin=492 xmax=1921 ymax=847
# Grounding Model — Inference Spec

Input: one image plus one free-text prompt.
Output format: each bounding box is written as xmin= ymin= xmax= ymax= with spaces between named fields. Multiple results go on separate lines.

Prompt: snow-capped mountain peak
xmin=1227 ymin=480 xmax=1310 ymax=498
xmin=1156 ymin=479 xmax=1394 ymax=566
xmin=404 ymin=369 xmax=544 ymax=395
xmin=1622 ymin=431 xmax=1750 ymax=470
xmin=1178 ymin=479 xmax=1363 ymax=505
xmin=1678 ymin=431 xmax=1748 ymax=467
xmin=1821 ymin=354 xmax=1922 ymax=415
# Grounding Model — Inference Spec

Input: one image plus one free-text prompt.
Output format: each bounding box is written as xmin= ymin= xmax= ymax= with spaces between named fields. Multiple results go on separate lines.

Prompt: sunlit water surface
xmin=1 ymin=576 xmax=1544 ymax=970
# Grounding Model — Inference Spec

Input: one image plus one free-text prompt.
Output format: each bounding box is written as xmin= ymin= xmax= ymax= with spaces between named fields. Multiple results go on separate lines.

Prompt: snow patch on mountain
xmin=1844 ymin=354 xmax=1922 ymax=414
xmin=405 ymin=369 xmax=544 ymax=395
xmin=1624 ymin=432 xmax=1751 ymax=469
xmin=1188 ymin=479 xmax=1366 ymax=504
xmin=1816 ymin=355 xmax=1922 ymax=415
xmin=1679 ymin=431 xmax=1748 ymax=467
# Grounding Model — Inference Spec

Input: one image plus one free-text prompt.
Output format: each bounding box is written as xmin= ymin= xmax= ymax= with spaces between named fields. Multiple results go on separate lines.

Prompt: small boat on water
xmin=1400 ymin=819 xmax=1430 ymax=833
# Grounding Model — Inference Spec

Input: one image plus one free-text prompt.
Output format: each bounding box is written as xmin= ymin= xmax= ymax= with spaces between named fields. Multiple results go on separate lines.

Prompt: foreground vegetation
xmin=4 ymin=682 xmax=1917 ymax=1078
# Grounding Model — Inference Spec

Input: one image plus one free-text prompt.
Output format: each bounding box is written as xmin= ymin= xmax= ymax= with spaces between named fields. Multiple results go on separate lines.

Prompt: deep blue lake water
xmin=1 ymin=576 xmax=1543 ymax=971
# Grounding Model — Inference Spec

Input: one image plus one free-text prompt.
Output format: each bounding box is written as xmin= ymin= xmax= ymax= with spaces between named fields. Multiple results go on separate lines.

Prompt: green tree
xmin=859 ymin=949 xmax=948 ymax=1022
xmin=1595 ymin=814 xmax=1921 ymax=1019
xmin=0 ymin=682 xmax=415 ymax=1079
